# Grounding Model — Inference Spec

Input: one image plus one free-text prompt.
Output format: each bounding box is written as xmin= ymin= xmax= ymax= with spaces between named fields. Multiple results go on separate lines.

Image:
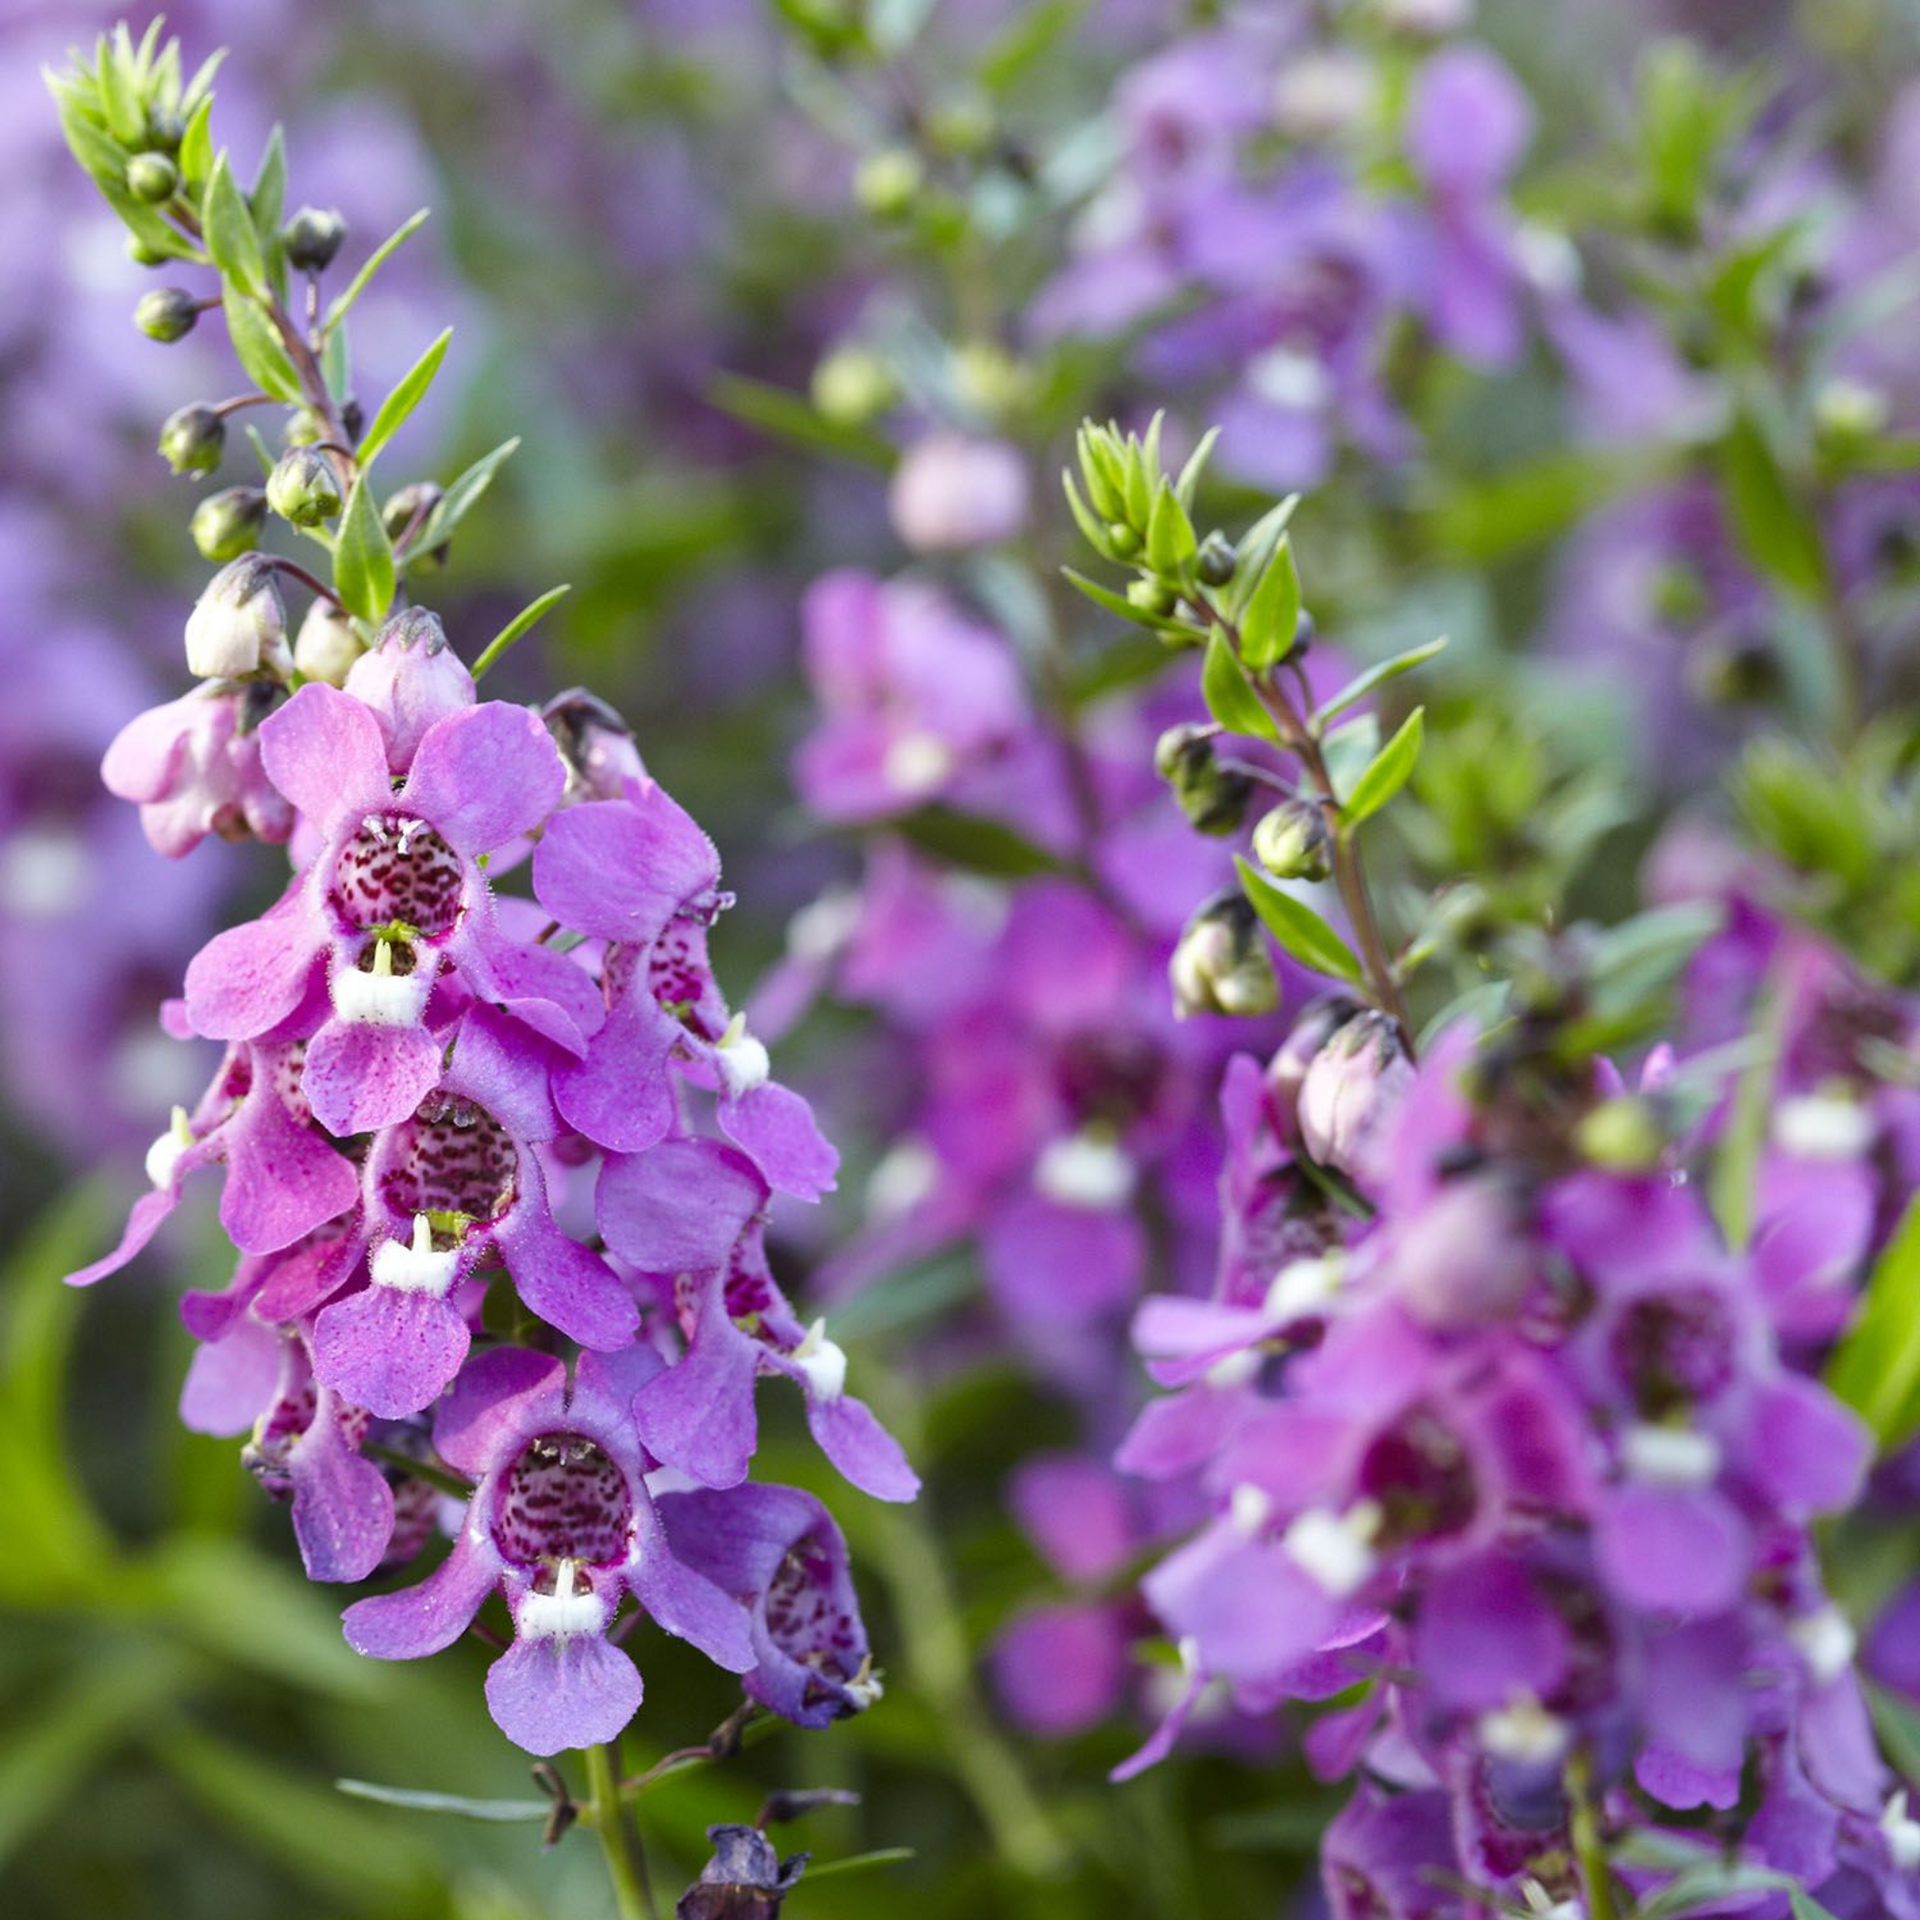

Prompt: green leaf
xmin=1236 ymin=857 xmax=1364 ymax=986
xmin=333 ymin=474 xmax=395 ymax=625
xmin=408 ymin=437 xmax=520 ymax=561
xmin=1062 ymin=470 xmax=1119 ymax=561
xmin=323 ymin=208 xmax=431 ymax=334
xmin=1061 ymin=567 xmax=1194 ymax=639
xmin=320 ymin=319 xmax=350 ymax=405
xmin=1826 ymin=1194 xmax=1920 ymax=1450
xmin=248 ymin=125 xmax=287 ymax=234
xmin=95 ymin=31 xmax=143 ymax=143
xmin=221 ymin=285 xmax=302 ymax=404
xmin=799 ymin=1848 xmax=917 ymax=1884
xmin=47 ymin=83 xmax=201 ymax=261
xmin=1320 ymin=713 xmax=1380 ymax=802
xmin=177 ymin=93 xmax=214 ymax=189
xmin=202 ymin=152 xmax=268 ymax=297
xmin=896 ymin=806 xmax=1060 ymax=878
xmin=181 ymin=47 xmax=227 ymax=114
xmin=1144 ymin=478 xmax=1196 ymax=574
xmin=1313 ymin=638 xmax=1448 ymax=728
xmin=1173 ymin=425 xmax=1220 ymax=513
xmin=1239 ymin=535 xmax=1301 ymax=672
xmin=1201 ymin=629 xmax=1284 ymax=746
xmin=1719 ymin=409 xmax=1826 ymax=599
xmin=357 ymin=326 xmax=451 ymax=467
xmin=472 ymin=583 xmax=570 ymax=680
xmin=1790 ymin=1894 xmax=1844 ymax=1920
xmin=1226 ymin=495 xmax=1300 ymax=616
xmin=707 ymin=372 xmax=892 ymax=467
xmin=1708 ymin=980 xmax=1782 ymax=1250
xmin=978 ymin=0 xmax=1082 ymax=89
xmin=1342 ymin=708 xmax=1424 ymax=828
xmin=334 ymin=1781 xmax=549 ymax=1824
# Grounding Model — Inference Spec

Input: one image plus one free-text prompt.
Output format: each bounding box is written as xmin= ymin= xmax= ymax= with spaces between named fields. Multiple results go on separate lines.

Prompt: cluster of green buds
xmin=46 ymin=24 xmax=559 ymax=693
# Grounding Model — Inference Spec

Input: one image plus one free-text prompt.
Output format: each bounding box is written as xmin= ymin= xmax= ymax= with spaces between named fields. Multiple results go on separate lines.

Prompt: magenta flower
xmin=182 ymin=683 xmax=583 ymax=1137
xmin=310 ymin=1005 xmax=641 ymax=1418
xmin=344 ymin=1345 xmax=754 ymax=1756
xmin=596 ymin=1136 xmax=915 ymax=1501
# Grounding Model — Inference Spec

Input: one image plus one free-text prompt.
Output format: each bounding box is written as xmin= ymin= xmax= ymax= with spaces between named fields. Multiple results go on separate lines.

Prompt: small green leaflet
xmin=1313 ymin=637 xmax=1448 ymax=728
xmin=1236 ymin=857 xmax=1364 ymax=987
xmin=1061 ymin=567 xmax=1193 ymax=639
xmin=1239 ymin=535 xmax=1301 ymax=672
xmin=249 ymin=125 xmax=287 ymax=235
xmin=221 ymin=284 xmax=302 ymax=404
xmin=1201 ymin=629 xmax=1284 ymax=747
xmin=202 ymin=152 xmax=268 ymax=297
xmin=406 ymin=437 xmax=520 ymax=562
xmin=334 ymin=1781 xmax=548 ymax=1824
xmin=357 ymin=328 xmax=451 ymax=467
xmin=707 ymin=372 xmax=892 ymax=468
xmin=798 ymin=1849 xmax=917 ymax=1884
xmin=1144 ymin=477 xmax=1196 ymax=573
xmin=1826 ymin=1194 xmax=1920 ymax=1450
xmin=1342 ymin=708 xmax=1424 ymax=827
xmin=1172 ymin=424 xmax=1220 ymax=512
xmin=472 ymin=584 xmax=571 ymax=681
xmin=178 ymin=94 xmax=214 ymax=190
xmin=323 ymin=209 xmax=431 ymax=334
xmin=1227 ymin=495 xmax=1300 ymax=616
xmin=333 ymin=475 xmax=395 ymax=626
xmin=1719 ymin=409 xmax=1827 ymax=600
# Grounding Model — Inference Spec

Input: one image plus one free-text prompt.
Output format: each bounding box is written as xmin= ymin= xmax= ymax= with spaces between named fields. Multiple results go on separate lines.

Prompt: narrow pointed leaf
xmin=1145 ymin=477 xmax=1196 ymax=573
xmin=1341 ymin=708 xmax=1424 ymax=828
xmin=357 ymin=327 xmax=452 ymax=467
xmin=334 ymin=1781 xmax=549 ymax=1823
xmin=1239 ymin=535 xmax=1301 ymax=671
xmin=1201 ymin=628 xmax=1284 ymax=746
xmin=472 ymin=584 xmax=571 ymax=680
xmin=1227 ymin=495 xmax=1300 ymax=615
xmin=1236 ymin=857 xmax=1364 ymax=986
xmin=323 ymin=209 xmax=430 ymax=334
xmin=203 ymin=151 xmax=268 ymax=296
xmin=1826 ymin=1194 xmax=1920 ymax=1450
xmin=333 ymin=474 xmax=395 ymax=626
xmin=1173 ymin=425 xmax=1221 ymax=511
xmin=1060 ymin=567 xmax=1193 ymax=638
xmin=1313 ymin=637 xmax=1448 ymax=727
xmin=222 ymin=285 xmax=302 ymax=404
xmin=407 ymin=437 xmax=520 ymax=560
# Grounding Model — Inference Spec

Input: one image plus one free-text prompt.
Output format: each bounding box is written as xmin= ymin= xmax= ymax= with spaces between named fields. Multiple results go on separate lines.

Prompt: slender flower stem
xmin=261 ymin=556 xmax=346 ymax=611
xmin=1566 ymin=1748 xmax=1619 ymax=1920
xmin=586 ymin=1741 xmax=658 ymax=1920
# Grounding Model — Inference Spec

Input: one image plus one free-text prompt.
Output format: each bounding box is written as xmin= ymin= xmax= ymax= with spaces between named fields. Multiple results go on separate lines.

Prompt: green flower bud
xmin=1127 ymin=578 xmax=1176 ymax=617
xmin=283 ymin=407 xmax=327 ymax=448
xmin=927 ymin=90 xmax=995 ymax=158
xmin=126 ymin=237 xmax=169 ymax=268
xmin=158 ymin=403 xmax=225 ymax=477
xmin=1107 ymin=522 xmax=1142 ymax=558
xmin=951 ymin=341 xmax=1031 ymax=420
xmin=1815 ymin=377 xmax=1890 ymax=447
xmin=1156 ymin=724 xmax=1250 ymax=836
xmin=190 ymin=486 xmax=269 ymax=563
xmin=126 ymin=150 xmax=179 ymax=202
xmin=266 ymin=446 xmax=344 ymax=528
xmin=1197 ymin=531 xmax=1237 ymax=587
xmin=135 ymin=287 xmax=199 ymax=343
xmin=811 ymin=348 xmax=897 ymax=427
xmin=283 ymin=206 xmax=348 ymax=272
xmin=1574 ymin=1098 xmax=1665 ymax=1173
xmin=1170 ymin=893 xmax=1278 ymax=1020
xmin=383 ymin=482 xmax=448 ymax=569
xmin=1252 ymin=799 xmax=1333 ymax=881
xmin=855 ymin=148 xmax=924 ymax=219
xmin=293 ymin=601 xmax=365 ymax=688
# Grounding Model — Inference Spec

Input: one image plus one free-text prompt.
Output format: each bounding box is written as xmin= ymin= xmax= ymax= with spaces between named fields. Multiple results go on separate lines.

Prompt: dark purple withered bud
xmin=675 ymin=1826 xmax=809 ymax=1920
xmin=543 ymin=686 xmax=647 ymax=803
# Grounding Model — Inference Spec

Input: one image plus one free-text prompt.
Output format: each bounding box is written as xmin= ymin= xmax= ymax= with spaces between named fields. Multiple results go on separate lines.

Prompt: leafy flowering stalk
xmin=1066 ymin=423 xmax=1920 ymax=1916
xmin=48 ymin=24 xmax=910 ymax=1913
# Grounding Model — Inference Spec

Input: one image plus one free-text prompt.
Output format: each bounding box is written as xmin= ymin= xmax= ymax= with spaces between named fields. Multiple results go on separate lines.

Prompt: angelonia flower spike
xmin=49 ymin=21 xmax=908 ymax=1898
xmin=1059 ymin=421 xmax=1920 ymax=1916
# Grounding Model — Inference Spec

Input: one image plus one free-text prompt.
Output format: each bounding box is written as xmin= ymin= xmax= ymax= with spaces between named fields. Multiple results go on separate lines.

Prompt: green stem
xmin=1566 ymin=1748 xmax=1619 ymax=1920
xmin=586 ymin=1742 xmax=657 ymax=1920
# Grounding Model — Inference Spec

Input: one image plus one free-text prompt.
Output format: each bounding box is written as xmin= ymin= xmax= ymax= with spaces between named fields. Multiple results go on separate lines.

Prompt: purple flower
xmin=343 ymin=1345 xmax=754 ymax=1756
xmin=182 ymin=683 xmax=582 ymax=1137
xmin=887 ymin=433 xmax=1030 ymax=553
xmin=342 ymin=606 xmax=476 ymax=773
xmin=657 ymin=1483 xmax=877 ymax=1727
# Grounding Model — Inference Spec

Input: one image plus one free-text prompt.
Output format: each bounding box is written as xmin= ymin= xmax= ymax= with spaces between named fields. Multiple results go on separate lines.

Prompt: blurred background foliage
xmin=6 ymin=0 xmax=1920 ymax=1914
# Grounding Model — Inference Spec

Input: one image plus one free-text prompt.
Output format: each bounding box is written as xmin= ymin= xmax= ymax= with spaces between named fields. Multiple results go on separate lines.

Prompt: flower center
xmin=380 ymin=1094 xmax=518 ymax=1237
xmin=1610 ymin=1287 xmax=1735 ymax=1418
xmin=764 ymin=1532 xmax=862 ymax=1686
xmin=329 ymin=812 xmax=464 ymax=937
xmin=493 ymin=1433 xmax=633 ymax=1567
xmin=1357 ymin=1406 xmax=1478 ymax=1546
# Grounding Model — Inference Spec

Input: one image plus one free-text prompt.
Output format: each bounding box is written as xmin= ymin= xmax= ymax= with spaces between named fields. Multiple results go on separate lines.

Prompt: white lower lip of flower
xmin=371 ymin=1215 xmax=462 ymax=1296
xmin=1516 ymin=223 xmax=1581 ymax=296
xmin=331 ymin=961 xmax=433 ymax=1026
xmin=715 ymin=1015 xmax=771 ymax=1096
xmin=1229 ymin=1482 xmax=1273 ymax=1537
xmin=790 ymin=1319 xmax=848 ymax=1402
xmin=1620 ymin=1423 xmax=1722 ymax=1488
xmin=787 ymin=886 xmax=858 ymax=963
xmin=1772 ymin=1094 xmax=1876 ymax=1161
xmin=1283 ymin=1502 xmax=1380 ymax=1598
xmin=1884 ymin=1792 xmax=1920 ymax=1872
xmin=845 ymin=1669 xmax=885 ymax=1710
xmin=144 ymin=1105 xmax=195 ymax=1189
xmin=1033 ymin=1132 xmax=1135 ymax=1209
xmin=518 ymin=1560 xmax=610 ymax=1641
xmin=1204 ymin=1348 xmax=1263 ymax=1389
xmin=1263 ymin=1253 xmax=1343 ymax=1322
xmin=866 ymin=1138 xmax=938 ymax=1218
xmin=883 ymin=731 xmax=955 ymax=797
xmin=1477 ymin=1695 xmax=1570 ymax=1766
xmin=1248 ymin=343 xmax=1332 ymax=412
xmin=1788 ymin=1605 xmax=1858 ymax=1687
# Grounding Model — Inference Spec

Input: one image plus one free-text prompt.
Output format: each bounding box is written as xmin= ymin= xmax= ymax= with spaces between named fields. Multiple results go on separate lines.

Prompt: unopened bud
xmin=544 ymin=687 xmax=647 ymax=803
xmin=951 ymin=340 xmax=1031 ymax=419
xmin=293 ymin=601 xmax=365 ymax=688
xmin=136 ymin=287 xmax=200 ymax=343
xmin=127 ymin=237 xmax=169 ymax=268
xmin=1128 ymin=578 xmax=1176 ymax=617
xmin=927 ymin=90 xmax=995 ymax=158
xmin=1297 ymin=1009 xmax=1414 ymax=1181
xmin=1107 ymin=522 xmax=1142 ymax=557
xmin=190 ymin=486 xmax=269 ymax=563
xmin=812 ymin=348 xmax=896 ymax=427
xmin=1252 ymin=798 xmax=1333 ymax=881
xmin=855 ymin=148 xmax=924 ymax=219
xmin=1156 ymin=724 xmax=1250 ymax=836
xmin=384 ymin=482 xmax=447 ymax=568
xmin=1266 ymin=993 xmax=1364 ymax=1142
xmin=283 ymin=206 xmax=348 ymax=272
xmin=1575 ymin=1098 xmax=1665 ymax=1173
xmin=1197 ymin=531 xmax=1237 ymax=586
xmin=284 ymin=407 xmax=327 ymax=448
xmin=126 ymin=150 xmax=179 ymax=202
xmin=185 ymin=558 xmax=289 ymax=681
xmin=1171 ymin=893 xmax=1279 ymax=1020
xmin=345 ymin=607 xmax=476 ymax=771
xmin=266 ymin=445 xmax=343 ymax=527
xmin=158 ymin=403 xmax=225 ymax=477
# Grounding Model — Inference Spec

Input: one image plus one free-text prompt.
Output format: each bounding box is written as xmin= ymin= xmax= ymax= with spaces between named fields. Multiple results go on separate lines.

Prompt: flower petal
xmin=220 ymin=1076 xmax=360 ymax=1253
xmin=718 ymin=1082 xmax=839 ymax=1202
xmin=597 ymin=1137 xmax=764 ymax=1274
xmin=484 ymin=1630 xmax=643 ymax=1756
xmin=433 ymin=1346 xmax=568 ymax=1479
xmin=532 ymin=783 xmax=719 ymax=945
xmin=555 ymin=992 xmax=680 ymax=1156
xmin=400 ymin=702 xmax=566 ymax=855
xmin=287 ymin=1404 xmax=397 ymax=1583
xmin=495 ymin=1199 xmax=639 ymax=1352
xmin=343 ymin=1531 xmax=500 ymax=1659
xmin=805 ymin=1393 xmax=920 ymax=1503
xmin=184 ymin=888 xmax=325 ymax=1041
xmin=302 ymin=1017 xmax=444 ymax=1140
xmin=258 ymin=682 xmax=390 ymax=832
xmin=311 ymin=1285 xmax=472 ymax=1420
